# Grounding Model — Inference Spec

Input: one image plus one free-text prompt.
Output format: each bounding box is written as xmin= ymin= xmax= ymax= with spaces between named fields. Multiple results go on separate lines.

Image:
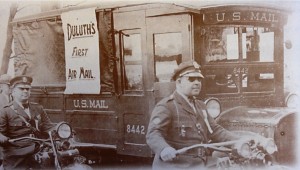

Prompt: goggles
xmin=183 ymin=76 xmax=202 ymax=82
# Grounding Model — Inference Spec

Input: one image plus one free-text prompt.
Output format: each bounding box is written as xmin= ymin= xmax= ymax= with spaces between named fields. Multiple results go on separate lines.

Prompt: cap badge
xmin=22 ymin=77 xmax=28 ymax=83
xmin=193 ymin=61 xmax=200 ymax=69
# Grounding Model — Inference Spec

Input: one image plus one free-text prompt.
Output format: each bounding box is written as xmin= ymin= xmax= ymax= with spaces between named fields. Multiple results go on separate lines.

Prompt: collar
xmin=176 ymin=90 xmax=195 ymax=104
xmin=14 ymin=101 xmax=29 ymax=109
xmin=174 ymin=90 xmax=197 ymax=114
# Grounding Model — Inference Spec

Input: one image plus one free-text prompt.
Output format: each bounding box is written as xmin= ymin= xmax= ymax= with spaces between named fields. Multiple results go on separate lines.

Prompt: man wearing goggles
xmin=146 ymin=61 xmax=240 ymax=169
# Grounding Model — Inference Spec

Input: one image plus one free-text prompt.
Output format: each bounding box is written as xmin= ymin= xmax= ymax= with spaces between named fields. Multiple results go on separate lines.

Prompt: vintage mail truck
xmin=11 ymin=2 xmax=297 ymax=164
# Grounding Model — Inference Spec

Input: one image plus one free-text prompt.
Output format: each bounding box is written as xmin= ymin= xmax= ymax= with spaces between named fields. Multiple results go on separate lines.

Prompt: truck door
xmin=113 ymin=10 xmax=151 ymax=157
xmin=146 ymin=14 xmax=193 ymax=103
xmin=113 ymin=12 xmax=193 ymax=157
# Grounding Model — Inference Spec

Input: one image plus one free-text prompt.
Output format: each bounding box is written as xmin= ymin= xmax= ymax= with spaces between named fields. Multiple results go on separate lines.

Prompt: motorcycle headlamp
xmin=235 ymin=142 xmax=251 ymax=158
xmin=56 ymin=122 xmax=72 ymax=139
xmin=205 ymin=98 xmax=221 ymax=118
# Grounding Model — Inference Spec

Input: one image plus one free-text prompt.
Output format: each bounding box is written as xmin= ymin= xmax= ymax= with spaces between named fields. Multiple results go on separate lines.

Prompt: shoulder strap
xmin=10 ymin=106 xmax=39 ymax=133
xmin=172 ymin=100 xmax=186 ymax=137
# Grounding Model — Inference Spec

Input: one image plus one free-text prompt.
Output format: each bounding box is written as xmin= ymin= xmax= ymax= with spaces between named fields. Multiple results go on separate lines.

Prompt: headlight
xmin=285 ymin=93 xmax=299 ymax=108
xmin=235 ymin=142 xmax=251 ymax=158
xmin=205 ymin=98 xmax=221 ymax=118
xmin=56 ymin=122 xmax=72 ymax=139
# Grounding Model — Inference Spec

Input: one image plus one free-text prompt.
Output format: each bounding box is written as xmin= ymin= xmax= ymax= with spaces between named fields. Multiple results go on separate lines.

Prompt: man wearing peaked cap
xmin=0 ymin=75 xmax=55 ymax=169
xmin=147 ymin=61 xmax=239 ymax=169
xmin=146 ymin=61 xmax=271 ymax=169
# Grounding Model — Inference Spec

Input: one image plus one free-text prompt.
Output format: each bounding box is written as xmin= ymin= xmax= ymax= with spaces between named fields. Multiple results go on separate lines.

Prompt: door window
xmin=154 ymin=33 xmax=182 ymax=82
xmin=123 ymin=33 xmax=143 ymax=91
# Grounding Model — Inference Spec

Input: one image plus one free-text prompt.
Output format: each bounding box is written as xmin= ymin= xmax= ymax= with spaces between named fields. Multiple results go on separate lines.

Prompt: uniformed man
xmin=0 ymin=75 xmax=55 ymax=169
xmin=146 ymin=61 xmax=243 ymax=169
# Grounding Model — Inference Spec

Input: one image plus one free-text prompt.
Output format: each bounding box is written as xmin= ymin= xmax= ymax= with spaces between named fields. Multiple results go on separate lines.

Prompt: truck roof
xmin=12 ymin=1 xmax=290 ymax=24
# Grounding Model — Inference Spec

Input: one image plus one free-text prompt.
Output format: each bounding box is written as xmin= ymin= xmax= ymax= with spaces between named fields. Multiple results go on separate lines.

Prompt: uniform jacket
xmin=0 ymin=101 xmax=55 ymax=157
xmin=146 ymin=91 xmax=238 ymax=169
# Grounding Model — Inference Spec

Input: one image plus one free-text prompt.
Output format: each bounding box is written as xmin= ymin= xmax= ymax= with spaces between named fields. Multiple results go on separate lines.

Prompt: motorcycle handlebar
xmin=176 ymin=140 xmax=241 ymax=155
xmin=8 ymin=137 xmax=50 ymax=143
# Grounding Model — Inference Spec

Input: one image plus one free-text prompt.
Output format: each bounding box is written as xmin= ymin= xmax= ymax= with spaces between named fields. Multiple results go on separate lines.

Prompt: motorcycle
xmin=8 ymin=122 xmax=91 ymax=170
xmin=175 ymin=134 xmax=291 ymax=170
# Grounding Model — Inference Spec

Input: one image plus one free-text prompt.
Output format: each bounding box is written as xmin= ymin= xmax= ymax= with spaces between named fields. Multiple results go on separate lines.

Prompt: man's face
xmin=11 ymin=84 xmax=31 ymax=103
xmin=177 ymin=73 xmax=202 ymax=97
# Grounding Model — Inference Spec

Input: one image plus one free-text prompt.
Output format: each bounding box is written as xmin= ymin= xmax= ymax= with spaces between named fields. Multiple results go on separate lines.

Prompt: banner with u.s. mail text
xmin=61 ymin=8 xmax=100 ymax=94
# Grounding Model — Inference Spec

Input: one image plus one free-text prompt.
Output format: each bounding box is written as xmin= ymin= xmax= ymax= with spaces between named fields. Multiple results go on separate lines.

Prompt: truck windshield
xmin=203 ymin=26 xmax=274 ymax=63
xmin=201 ymin=25 xmax=276 ymax=94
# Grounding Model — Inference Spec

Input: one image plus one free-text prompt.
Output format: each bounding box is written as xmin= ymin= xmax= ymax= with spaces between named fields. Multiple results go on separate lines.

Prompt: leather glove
xmin=160 ymin=147 xmax=177 ymax=162
xmin=0 ymin=133 xmax=9 ymax=144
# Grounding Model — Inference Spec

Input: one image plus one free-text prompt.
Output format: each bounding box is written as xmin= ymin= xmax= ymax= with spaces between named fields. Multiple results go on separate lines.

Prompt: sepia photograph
xmin=0 ymin=0 xmax=299 ymax=169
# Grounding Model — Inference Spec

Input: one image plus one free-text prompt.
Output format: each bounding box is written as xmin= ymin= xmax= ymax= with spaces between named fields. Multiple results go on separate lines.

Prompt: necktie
xmin=22 ymin=103 xmax=29 ymax=109
xmin=22 ymin=103 xmax=31 ymax=119
xmin=188 ymin=96 xmax=195 ymax=104
xmin=188 ymin=97 xmax=196 ymax=113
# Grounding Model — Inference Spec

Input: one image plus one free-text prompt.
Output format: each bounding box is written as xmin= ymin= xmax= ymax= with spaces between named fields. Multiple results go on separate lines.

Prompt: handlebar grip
xmin=8 ymin=139 xmax=17 ymax=143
